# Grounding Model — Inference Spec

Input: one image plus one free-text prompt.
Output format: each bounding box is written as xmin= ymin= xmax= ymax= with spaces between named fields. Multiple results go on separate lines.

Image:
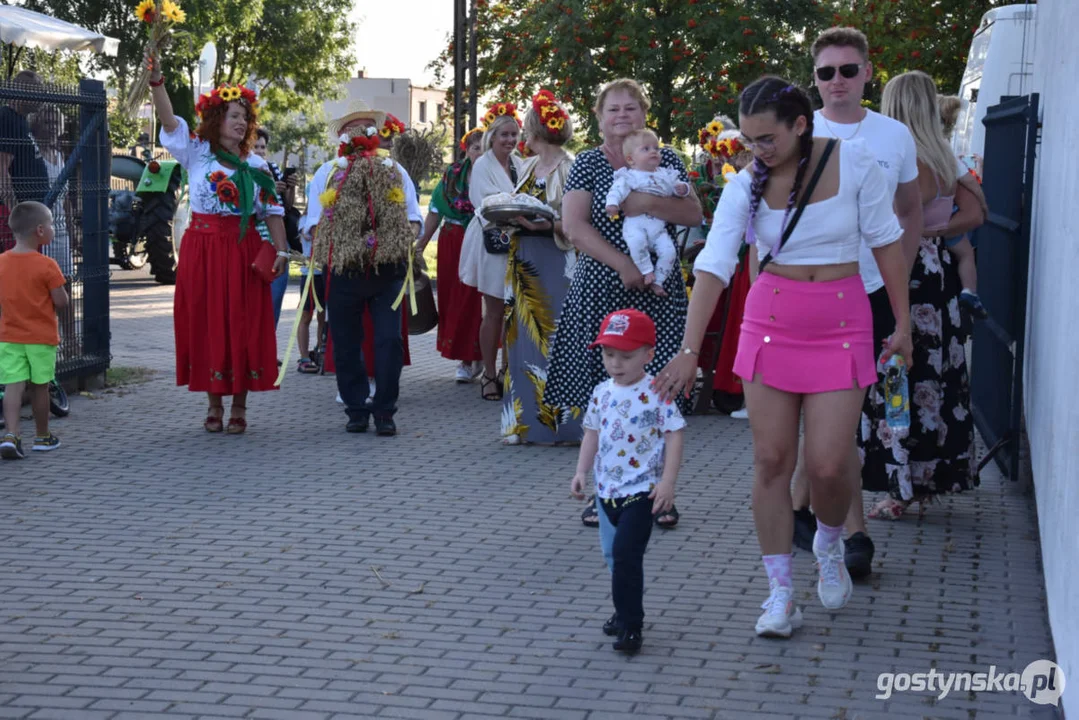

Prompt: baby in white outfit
xmin=605 ymin=129 xmax=690 ymax=296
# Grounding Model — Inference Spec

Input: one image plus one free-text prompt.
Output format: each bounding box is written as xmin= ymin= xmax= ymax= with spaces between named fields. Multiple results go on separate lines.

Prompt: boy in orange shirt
xmin=0 ymin=201 xmax=69 ymax=459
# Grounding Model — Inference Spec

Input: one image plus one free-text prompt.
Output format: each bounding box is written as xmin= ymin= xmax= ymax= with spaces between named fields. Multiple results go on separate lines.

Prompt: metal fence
xmin=0 ymin=77 xmax=110 ymax=382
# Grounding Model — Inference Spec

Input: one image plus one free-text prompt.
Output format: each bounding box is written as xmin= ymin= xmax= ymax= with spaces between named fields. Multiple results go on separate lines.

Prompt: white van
xmin=951 ymin=3 xmax=1037 ymax=161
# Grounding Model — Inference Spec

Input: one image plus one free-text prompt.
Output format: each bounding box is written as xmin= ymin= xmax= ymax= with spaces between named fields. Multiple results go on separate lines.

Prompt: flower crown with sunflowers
xmin=380 ymin=113 xmax=406 ymax=139
xmin=531 ymin=89 xmax=569 ymax=136
xmin=196 ymin=84 xmax=258 ymax=117
xmin=481 ymin=101 xmax=521 ymax=127
xmin=459 ymin=127 xmax=484 ymax=152
xmin=698 ymin=119 xmax=744 ymax=161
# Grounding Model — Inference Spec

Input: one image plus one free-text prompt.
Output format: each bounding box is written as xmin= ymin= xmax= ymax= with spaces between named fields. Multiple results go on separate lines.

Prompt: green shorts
xmin=0 ymin=343 xmax=58 ymax=385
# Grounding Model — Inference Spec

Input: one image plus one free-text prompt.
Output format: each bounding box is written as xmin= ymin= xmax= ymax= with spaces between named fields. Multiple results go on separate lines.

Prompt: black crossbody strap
xmin=758 ymin=138 xmax=838 ymax=274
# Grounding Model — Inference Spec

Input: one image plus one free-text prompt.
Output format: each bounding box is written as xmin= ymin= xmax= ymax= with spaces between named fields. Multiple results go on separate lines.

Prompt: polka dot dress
xmin=543 ymin=147 xmax=691 ymax=413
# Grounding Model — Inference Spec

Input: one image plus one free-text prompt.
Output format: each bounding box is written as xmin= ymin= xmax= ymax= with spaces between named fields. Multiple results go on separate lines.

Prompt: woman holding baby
xmin=544 ymin=77 xmax=702 ymax=529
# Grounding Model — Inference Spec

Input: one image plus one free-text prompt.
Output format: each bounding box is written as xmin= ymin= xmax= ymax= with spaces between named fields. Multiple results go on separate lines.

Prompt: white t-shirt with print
xmin=814 ymin=110 xmax=918 ymax=294
xmin=582 ymin=375 xmax=687 ymax=500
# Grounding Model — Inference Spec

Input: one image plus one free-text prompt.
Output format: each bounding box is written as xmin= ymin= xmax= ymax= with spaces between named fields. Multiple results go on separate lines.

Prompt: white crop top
xmin=694 ymin=138 xmax=902 ymax=286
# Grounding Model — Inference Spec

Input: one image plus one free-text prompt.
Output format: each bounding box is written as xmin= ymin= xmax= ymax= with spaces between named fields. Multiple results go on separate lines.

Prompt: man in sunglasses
xmin=789 ymin=26 xmax=924 ymax=579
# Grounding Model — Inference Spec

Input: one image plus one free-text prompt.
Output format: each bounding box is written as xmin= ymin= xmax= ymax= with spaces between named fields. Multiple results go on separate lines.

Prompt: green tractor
xmin=109 ymin=153 xmax=185 ymax=284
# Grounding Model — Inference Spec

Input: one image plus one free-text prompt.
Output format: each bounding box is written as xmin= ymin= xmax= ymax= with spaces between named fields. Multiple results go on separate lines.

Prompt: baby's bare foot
xmin=651 ymin=283 xmax=668 ymax=297
xmin=642 ymin=272 xmax=655 ymax=286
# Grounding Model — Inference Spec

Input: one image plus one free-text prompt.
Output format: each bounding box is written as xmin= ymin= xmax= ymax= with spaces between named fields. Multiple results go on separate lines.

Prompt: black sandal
xmin=581 ymin=497 xmax=599 ymax=527
xmin=654 ymin=504 xmax=679 ymax=529
xmin=480 ymin=373 xmax=502 ymax=401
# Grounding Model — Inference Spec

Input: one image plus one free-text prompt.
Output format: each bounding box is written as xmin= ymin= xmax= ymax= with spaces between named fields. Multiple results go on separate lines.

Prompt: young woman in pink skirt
xmin=654 ymin=76 xmax=913 ymax=638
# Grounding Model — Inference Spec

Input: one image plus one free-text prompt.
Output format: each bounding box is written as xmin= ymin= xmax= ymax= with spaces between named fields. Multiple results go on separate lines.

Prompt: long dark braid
xmin=739 ymin=77 xmax=816 ymax=247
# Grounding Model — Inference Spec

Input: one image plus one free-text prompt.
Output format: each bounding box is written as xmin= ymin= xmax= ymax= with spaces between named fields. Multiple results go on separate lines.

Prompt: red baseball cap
xmin=589 ymin=309 xmax=656 ymax=351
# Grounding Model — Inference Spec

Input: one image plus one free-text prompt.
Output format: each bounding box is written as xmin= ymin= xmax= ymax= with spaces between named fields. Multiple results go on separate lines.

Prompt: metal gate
xmin=0 ymin=77 xmax=111 ymax=382
xmin=970 ymin=94 xmax=1039 ymax=481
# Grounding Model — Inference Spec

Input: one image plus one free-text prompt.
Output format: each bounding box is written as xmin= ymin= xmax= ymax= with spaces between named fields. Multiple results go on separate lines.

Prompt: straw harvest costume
xmin=159 ymin=84 xmax=283 ymax=397
xmin=427 ymin=130 xmax=483 ymax=365
xmin=312 ymin=105 xmax=420 ymax=431
xmin=310 ymin=111 xmax=417 ymax=381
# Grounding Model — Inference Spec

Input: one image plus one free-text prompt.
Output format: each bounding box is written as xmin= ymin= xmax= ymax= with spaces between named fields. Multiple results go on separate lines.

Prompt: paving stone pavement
xmin=0 ymin=270 xmax=1060 ymax=720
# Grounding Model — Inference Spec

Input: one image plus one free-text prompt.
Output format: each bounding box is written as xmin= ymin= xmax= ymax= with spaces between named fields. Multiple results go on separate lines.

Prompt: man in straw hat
xmin=303 ymin=100 xmax=422 ymax=437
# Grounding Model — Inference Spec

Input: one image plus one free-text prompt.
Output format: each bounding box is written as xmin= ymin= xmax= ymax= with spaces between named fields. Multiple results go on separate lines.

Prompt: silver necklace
xmin=821 ymin=112 xmax=864 ymax=140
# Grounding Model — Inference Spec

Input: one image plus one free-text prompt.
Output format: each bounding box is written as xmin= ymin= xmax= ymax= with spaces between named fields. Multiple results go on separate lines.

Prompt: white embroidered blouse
xmin=159 ymin=117 xmax=284 ymax=219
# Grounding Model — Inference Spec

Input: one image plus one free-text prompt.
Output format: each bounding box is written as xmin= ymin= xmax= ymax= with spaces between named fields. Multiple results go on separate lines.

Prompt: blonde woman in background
xmin=459 ymin=108 xmax=524 ymax=401
xmin=862 ymin=71 xmax=985 ymax=520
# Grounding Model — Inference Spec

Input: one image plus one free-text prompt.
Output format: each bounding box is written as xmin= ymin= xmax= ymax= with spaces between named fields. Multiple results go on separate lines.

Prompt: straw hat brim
xmin=330 ymin=109 xmax=387 ymax=137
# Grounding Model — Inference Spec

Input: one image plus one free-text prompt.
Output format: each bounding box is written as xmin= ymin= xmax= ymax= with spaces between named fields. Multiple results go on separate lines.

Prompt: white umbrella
xmin=0 ymin=6 xmax=119 ymax=57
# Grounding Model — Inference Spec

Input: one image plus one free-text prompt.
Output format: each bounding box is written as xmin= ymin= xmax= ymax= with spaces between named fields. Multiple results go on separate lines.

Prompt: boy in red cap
xmin=570 ymin=308 xmax=686 ymax=653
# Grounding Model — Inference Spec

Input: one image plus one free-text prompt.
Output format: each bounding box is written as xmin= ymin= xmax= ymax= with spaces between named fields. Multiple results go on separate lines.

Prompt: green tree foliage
xmin=430 ymin=0 xmax=1016 ymax=144
xmin=23 ymin=0 xmax=355 ymax=119
xmin=829 ymin=0 xmax=1018 ymax=106
xmin=431 ymin=0 xmax=823 ymax=143
xmin=107 ymin=105 xmax=142 ymax=149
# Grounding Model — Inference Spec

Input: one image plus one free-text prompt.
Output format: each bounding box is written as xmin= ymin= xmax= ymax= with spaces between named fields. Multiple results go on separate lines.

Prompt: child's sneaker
xmin=32 ymin=433 xmax=61 ymax=452
xmin=0 ymin=433 xmax=26 ymax=460
xmin=756 ymin=580 xmax=802 ymax=638
xmin=959 ymin=290 xmax=989 ymax=319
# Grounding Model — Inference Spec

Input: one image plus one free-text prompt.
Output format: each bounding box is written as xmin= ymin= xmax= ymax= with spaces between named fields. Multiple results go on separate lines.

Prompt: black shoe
xmin=613 ymin=628 xmax=643 ymax=654
xmin=845 ymin=531 xmax=875 ymax=580
xmin=602 ymin=613 xmax=621 ymax=637
xmin=959 ymin=290 xmax=989 ymax=320
xmin=374 ymin=417 xmax=396 ymax=437
xmin=345 ymin=416 xmax=369 ymax=433
xmin=792 ymin=507 xmax=816 ymax=552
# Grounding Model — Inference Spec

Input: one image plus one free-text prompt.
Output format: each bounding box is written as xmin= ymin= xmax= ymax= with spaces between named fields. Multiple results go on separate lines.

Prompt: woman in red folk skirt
xmin=414 ymin=128 xmax=485 ymax=382
xmin=699 ymin=247 xmax=752 ymax=414
xmin=149 ymin=56 xmax=288 ymax=434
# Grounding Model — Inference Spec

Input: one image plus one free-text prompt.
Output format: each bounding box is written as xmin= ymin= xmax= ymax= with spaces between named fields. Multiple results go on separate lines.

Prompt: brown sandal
xmin=480 ymin=374 xmax=502 ymax=401
xmin=227 ymin=404 xmax=247 ymax=435
xmin=204 ymin=406 xmax=224 ymax=433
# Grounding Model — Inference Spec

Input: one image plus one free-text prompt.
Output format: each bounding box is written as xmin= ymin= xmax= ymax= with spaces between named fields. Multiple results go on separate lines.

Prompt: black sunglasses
xmin=815 ymin=63 xmax=863 ymax=82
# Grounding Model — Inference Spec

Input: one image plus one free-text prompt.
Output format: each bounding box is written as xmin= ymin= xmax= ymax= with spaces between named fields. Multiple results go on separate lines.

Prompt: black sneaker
xmin=0 ymin=433 xmax=25 ymax=460
xmin=32 ymin=433 xmax=61 ymax=452
xmin=374 ymin=417 xmax=396 ymax=437
xmin=792 ymin=507 xmax=816 ymax=553
xmin=345 ymin=416 xmax=369 ymax=433
xmin=602 ymin=613 xmax=621 ymax=637
xmin=613 ymin=628 xmax=643 ymax=654
xmin=844 ymin=531 xmax=875 ymax=580
xmin=959 ymin=290 xmax=989 ymax=320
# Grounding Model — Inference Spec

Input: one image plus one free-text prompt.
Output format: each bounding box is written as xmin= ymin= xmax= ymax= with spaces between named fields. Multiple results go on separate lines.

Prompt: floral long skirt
xmin=859 ymin=236 xmax=979 ymax=501
xmin=501 ymin=234 xmax=581 ymax=444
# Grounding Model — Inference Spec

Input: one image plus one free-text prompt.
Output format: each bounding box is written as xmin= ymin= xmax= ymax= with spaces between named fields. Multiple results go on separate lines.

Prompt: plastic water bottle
xmin=883 ymin=355 xmax=910 ymax=430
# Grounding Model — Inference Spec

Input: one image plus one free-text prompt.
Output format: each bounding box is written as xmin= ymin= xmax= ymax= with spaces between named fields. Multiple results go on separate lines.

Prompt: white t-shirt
xmin=582 ymin=375 xmax=686 ymax=500
xmin=813 ymin=110 xmax=918 ymax=294
xmin=694 ymin=139 xmax=902 ymax=286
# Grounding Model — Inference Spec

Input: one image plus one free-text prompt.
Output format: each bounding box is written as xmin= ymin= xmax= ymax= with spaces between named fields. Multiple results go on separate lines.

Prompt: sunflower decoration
xmin=698 ymin=119 xmax=745 ymax=161
xmin=458 ymin=126 xmax=484 ymax=152
xmin=124 ymin=0 xmax=186 ymax=115
xmin=482 ymin=101 xmax=522 ymax=127
xmin=516 ymin=140 xmax=534 ymax=158
xmin=386 ymin=187 xmax=405 ymax=205
xmin=531 ymin=89 xmax=570 ymax=138
xmin=195 ymin=83 xmax=258 ymax=117
xmin=379 ymin=113 xmax=406 ymax=139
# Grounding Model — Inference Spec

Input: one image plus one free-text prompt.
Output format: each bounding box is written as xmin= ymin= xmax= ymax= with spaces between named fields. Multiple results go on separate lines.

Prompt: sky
xmin=350 ymin=1 xmax=453 ymax=88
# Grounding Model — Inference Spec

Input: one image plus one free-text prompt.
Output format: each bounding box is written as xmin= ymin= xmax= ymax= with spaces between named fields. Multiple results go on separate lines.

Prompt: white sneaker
xmin=730 ymin=408 xmax=749 ymax=419
xmin=335 ymin=392 xmax=344 ymax=405
xmin=455 ymin=363 xmax=473 ymax=383
xmin=814 ymin=532 xmax=853 ymax=610
xmin=756 ymin=580 xmax=802 ymax=638
xmin=366 ymin=380 xmax=376 ymax=405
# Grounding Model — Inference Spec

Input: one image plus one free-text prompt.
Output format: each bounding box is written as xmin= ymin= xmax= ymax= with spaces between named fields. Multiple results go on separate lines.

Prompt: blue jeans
xmin=598 ymin=493 xmax=653 ymax=632
xmin=328 ymin=266 xmax=404 ymax=420
xmin=270 ymin=272 xmax=288 ymax=328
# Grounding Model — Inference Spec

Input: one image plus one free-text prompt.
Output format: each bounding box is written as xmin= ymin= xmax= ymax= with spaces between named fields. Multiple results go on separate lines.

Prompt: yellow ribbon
xmin=273 ymin=253 xmax=322 ymax=388
xmin=391 ymin=243 xmax=419 ymax=316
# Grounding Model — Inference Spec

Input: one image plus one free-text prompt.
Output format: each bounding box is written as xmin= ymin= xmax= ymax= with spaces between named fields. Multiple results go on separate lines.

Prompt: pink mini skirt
xmin=733 ymin=273 xmax=877 ymax=394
